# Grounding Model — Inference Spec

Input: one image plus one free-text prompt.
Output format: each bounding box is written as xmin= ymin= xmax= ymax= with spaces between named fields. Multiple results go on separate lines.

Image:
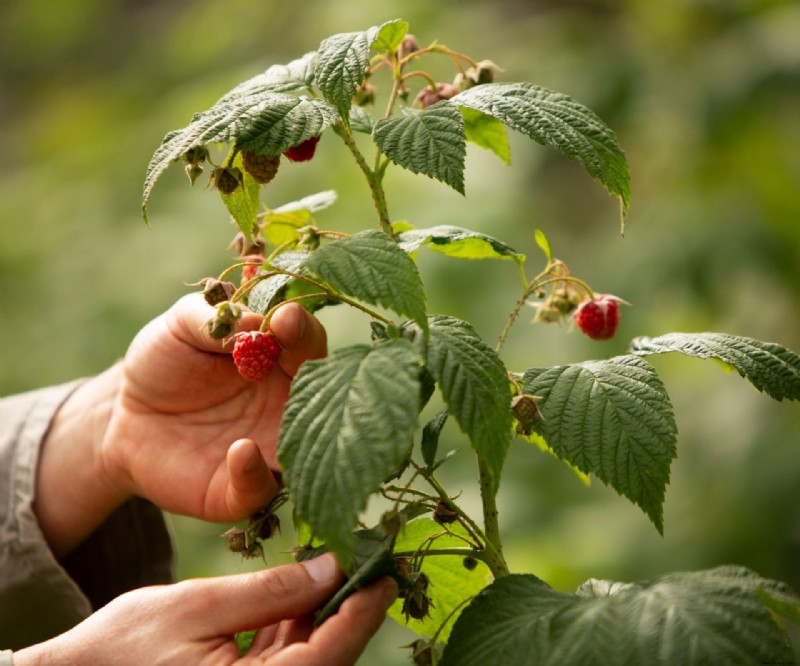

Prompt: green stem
xmin=478 ymin=460 xmax=509 ymax=577
xmin=333 ymin=124 xmax=394 ymax=238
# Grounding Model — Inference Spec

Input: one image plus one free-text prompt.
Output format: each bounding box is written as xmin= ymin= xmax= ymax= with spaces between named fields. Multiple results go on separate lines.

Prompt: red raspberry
xmin=574 ymin=295 xmax=621 ymax=341
xmin=241 ymin=256 xmax=264 ymax=286
xmin=283 ymin=136 xmax=321 ymax=163
xmin=232 ymin=331 xmax=281 ymax=382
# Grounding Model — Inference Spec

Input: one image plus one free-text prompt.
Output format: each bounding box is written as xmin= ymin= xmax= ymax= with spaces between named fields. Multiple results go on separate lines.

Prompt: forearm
xmin=33 ymin=363 xmax=130 ymax=559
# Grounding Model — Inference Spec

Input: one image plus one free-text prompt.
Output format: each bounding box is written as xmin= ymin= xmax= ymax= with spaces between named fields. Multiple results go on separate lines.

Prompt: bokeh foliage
xmin=1 ymin=1 xmax=798 ymax=662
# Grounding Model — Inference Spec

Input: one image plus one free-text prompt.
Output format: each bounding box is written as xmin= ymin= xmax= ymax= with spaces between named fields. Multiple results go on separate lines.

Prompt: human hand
xmin=14 ymin=554 xmax=398 ymax=666
xmin=34 ymin=294 xmax=326 ymax=556
xmin=103 ymin=294 xmax=328 ymax=520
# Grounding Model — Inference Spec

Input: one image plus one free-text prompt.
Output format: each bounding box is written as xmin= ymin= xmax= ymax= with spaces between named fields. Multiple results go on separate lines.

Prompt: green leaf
xmin=350 ymin=105 xmax=375 ymax=134
xmin=278 ymin=340 xmax=422 ymax=564
xmin=629 ymin=332 xmax=800 ymax=402
xmin=421 ymin=408 xmax=448 ymax=470
xmin=451 ymin=82 xmax=631 ymax=217
xmin=461 ymin=107 xmax=510 ymax=164
xmin=216 ymin=52 xmax=317 ymax=103
xmin=522 ymin=355 xmax=677 ymax=533
xmin=397 ymin=224 xmax=523 ymax=262
xmin=315 ymin=25 xmax=380 ymax=124
xmin=534 ymin=228 xmax=552 ymax=262
xmin=233 ymin=95 xmax=339 ymax=155
xmin=305 ymin=229 xmax=428 ymax=329
xmin=389 ymin=518 xmax=491 ymax=642
xmin=373 ymin=19 xmax=409 ymax=53
xmin=311 ymin=527 xmax=398 ymax=626
xmin=373 ymin=102 xmax=467 ymax=195
xmin=246 ymin=250 xmax=308 ymax=315
xmin=142 ymin=94 xmax=337 ymax=218
xmin=409 ymin=316 xmax=513 ymax=493
xmin=219 ymin=152 xmax=261 ymax=240
xmin=441 ymin=567 xmax=799 ymax=666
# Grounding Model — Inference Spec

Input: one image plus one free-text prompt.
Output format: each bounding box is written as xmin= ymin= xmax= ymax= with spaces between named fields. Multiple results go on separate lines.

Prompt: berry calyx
xmin=415 ymin=82 xmax=460 ymax=109
xmin=241 ymin=150 xmax=280 ymax=184
xmin=573 ymin=294 xmax=623 ymax=341
xmin=232 ymin=331 xmax=281 ymax=382
xmin=283 ymin=136 xmax=321 ymax=163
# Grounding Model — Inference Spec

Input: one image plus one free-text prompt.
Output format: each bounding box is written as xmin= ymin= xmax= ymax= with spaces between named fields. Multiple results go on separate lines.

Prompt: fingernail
xmin=301 ymin=553 xmax=337 ymax=583
xmin=382 ymin=580 xmax=399 ymax=609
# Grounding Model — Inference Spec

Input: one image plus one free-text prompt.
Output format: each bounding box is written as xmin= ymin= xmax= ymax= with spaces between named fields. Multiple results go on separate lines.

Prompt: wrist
xmin=33 ymin=363 xmax=131 ymax=558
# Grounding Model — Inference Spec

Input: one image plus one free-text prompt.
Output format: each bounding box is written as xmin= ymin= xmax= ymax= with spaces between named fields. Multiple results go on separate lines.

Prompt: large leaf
xmin=521 ymin=355 xmax=677 ymax=533
xmin=215 ymin=51 xmax=317 ymax=104
xmin=451 ymin=82 xmax=631 ymax=216
xmin=278 ymin=340 xmax=422 ymax=563
xmin=397 ymin=224 xmax=523 ymax=262
xmin=305 ymin=229 xmax=428 ymax=329
xmin=409 ymin=316 xmax=513 ymax=493
xmin=441 ymin=567 xmax=800 ymax=665
xmin=314 ymin=25 xmax=381 ymax=124
xmin=142 ymin=94 xmax=337 ymax=218
xmin=389 ymin=518 xmax=491 ymax=642
xmin=373 ymin=102 xmax=467 ymax=194
xmin=629 ymin=332 xmax=800 ymax=402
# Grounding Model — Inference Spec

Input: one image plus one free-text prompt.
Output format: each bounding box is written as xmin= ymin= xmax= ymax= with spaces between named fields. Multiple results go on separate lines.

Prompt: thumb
xmin=225 ymin=439 xmax=279 ymax=520
xmin=183 ymin=554 xmax=344 ymax=635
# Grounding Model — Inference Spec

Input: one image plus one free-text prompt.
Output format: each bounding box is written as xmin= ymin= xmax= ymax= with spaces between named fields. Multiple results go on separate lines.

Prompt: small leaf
xmin=451 ymin=82 xmax=631 ymax=218
xmin=273 ymin=189 xmax=338 ymax=215
xmin=441 ymin=567 xmax=800 ymax=666
xmin=305 ymin=229 xmax=428 ymax=329
xmin=461 ymin=107 xmax=510 ymax=164
xmin=397 ymin=224 xmax=523 ymax=262
xmin=247 ymin=250 xmax=308 ymax=315
xmin=534 ymin=228 xmax=552 ymax=262
xmin=408 ymin=316 xmax=513 ymax=493
xmin=373 ymin=19 xmax=409 ymax=53
xmin=373 ymin=102 xmax=467 ymax=194
xmin=389 ymin=518 xmax=491 ymax=642
xmin=421 ymin=408 xmax=448 ymax=470
xmin=315 ymin=25 xmax=381 ymax=124
xmin=278 ymin=340 xmax=422 ymax=564
xmin=312 ymin=528 xmax=397 ymax=626
xmin=629 ymin=332 xmax=800 ymax=402
xmin=349 ymin=105 xmax=376 ymax=134
xmin=522 ymin=355 xmax=677 ymax=533
xmin=261 ymin=210 xmax=311 ymax=247
xmin=219 ymin=152 xmax=261 ymax=240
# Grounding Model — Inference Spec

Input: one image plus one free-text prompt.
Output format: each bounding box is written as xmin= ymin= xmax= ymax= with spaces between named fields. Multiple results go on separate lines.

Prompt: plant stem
xmin=333 ymin=124 xmax=394 ymax=238
xmin=478 ymin=459 xmax=509 ymax=577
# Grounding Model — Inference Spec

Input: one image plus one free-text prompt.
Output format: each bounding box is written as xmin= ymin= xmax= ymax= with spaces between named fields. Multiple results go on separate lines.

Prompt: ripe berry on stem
xmin=574 ymin=294 xmax=624 ymax=340
xmin=283 ymin=136 xmax=321 ymax=162
xmin=232 ymin=331 xmax=281 ymax=382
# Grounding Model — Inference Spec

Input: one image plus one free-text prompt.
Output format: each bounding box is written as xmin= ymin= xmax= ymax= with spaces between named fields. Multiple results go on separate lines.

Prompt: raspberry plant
xmin=143 ymin=19 xmax=800 ymax=664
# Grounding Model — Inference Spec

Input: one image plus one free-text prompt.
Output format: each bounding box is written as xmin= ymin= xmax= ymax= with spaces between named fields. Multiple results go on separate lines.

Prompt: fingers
xmin=268 ymin=303 xmax=327 ymax=377
xmin=165 ymin=293 xmax=263 ymax=354
xmin=261 ymin=577 xmax=398 ymax=666
xmin=165 ymin=295 xmax=326 ymax=376
xmin=225 ymin=439 xmax=280 ymax=520
xmin=184 ymin=554 xmax=344 ymax=635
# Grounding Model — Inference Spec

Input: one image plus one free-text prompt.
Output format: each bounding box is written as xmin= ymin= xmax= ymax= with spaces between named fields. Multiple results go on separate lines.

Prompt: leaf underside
xmin=629 ymin=332 xmax=800 ymax=401
xmin=441 ymin=567 xmax=800 ymax=666
xmin=522 ymin=355 xmax=677 ymax=533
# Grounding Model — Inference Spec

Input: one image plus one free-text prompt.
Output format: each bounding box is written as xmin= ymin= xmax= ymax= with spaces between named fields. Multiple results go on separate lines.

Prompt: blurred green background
xmin=2 ymin=0 xmax=799 ymax=662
